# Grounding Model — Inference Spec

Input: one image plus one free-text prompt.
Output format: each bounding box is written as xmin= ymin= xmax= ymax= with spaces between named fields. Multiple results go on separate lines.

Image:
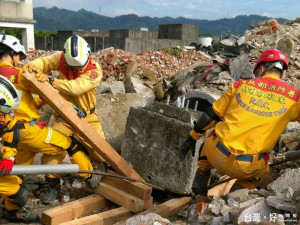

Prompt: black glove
xmin=0 ymin=120 xmax=10 ymax=137
xmin=178 ymin=135 xmax=196 ymax=160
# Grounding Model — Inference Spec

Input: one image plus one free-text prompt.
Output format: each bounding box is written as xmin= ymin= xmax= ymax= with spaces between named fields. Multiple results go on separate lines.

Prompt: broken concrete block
xmin=125 ymin=76 xmax=156 ymax=104
xmin=121 ymin=102 xmax=202 ymax=194
xmin=229 ymin=53 xmax=250 ymax=80
xmin=267 ymin=168 xmax=300 ymax=198
xmin=210 ymin=216 xmax=223 ymax=225
xmin=266 ymin=196 xmax=297 ymax=213
xmin=110 ymin=81 xmax=126 ymax=95
xmin=227 ymin=189 xmax=250 ymax=203
xmin=97 ymin=93 xmax=147 ymax=153
xmin=239 ymin=197 xmax=264 ymax=209
xmin=97 ymin=81 xmax=111 ymax=94
xmin=277 ymin=37 xmax=295 ymax=61
xmin=208 ymin=197 xmax=227 ymax=216
xmin=125 ymin=213 xmax=171 ymax=225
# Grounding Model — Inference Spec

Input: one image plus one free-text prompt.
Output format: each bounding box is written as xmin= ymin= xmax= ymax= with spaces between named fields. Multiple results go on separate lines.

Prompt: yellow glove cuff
xmin=190 ymin=130 xmax=205 ymax=140
xmin=52 ymin=79 xmax=60 ymax=89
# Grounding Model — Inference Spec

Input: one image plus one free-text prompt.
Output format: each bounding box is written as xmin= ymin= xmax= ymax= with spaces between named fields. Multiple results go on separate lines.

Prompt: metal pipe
xmin=181 ymin=96 xmax=185 ymax=108
xmin=194 ymin=101 xmax=198 ymax=111
xmin=10 ymin=164 xmax=79 ymax=175
xmin=166 ymin=95 xmax=170 ymax=105
xmin=7 ymin=164 xmax=164 ymax=190
xmin=185 ymin=100 xmax=190 ymax=110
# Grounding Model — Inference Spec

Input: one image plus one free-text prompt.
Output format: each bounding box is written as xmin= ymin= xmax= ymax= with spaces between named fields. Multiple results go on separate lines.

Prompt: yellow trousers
xmin=14 ymin=122 xmax=92 ymax=179
xmin=42 ymin=112 xmax=105 ymax=179
xmin=198 ymin=133 xmax=269 ymax=189
xmin=0 ymin=176 xmax=22 ymax=211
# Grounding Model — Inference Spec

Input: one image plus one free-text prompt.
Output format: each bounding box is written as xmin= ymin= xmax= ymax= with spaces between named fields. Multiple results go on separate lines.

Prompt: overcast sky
xmin=32 ymin=0 xmax=299 ymax=21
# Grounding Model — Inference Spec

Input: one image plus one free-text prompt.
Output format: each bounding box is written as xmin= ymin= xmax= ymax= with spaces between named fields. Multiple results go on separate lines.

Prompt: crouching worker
xmin=25 ymin=35 xmax=108 ymax=203
xmin=179 ymin=49 xmax=300 ymax=196
xmin=0 ymin=34 xmax=103 ymax=205
xmin=0 ymin=75 xmax=40 ymax=223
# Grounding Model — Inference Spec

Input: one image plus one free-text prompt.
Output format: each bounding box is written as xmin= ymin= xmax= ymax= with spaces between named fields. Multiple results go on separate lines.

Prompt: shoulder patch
xmin=90 ymin=71 xmax=98 ymax=79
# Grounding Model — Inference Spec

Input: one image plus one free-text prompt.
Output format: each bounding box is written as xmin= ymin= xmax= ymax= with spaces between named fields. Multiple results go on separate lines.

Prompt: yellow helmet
xmin=0 ymin=75 xmax=20 ymax=114
xmin=63 ymin=35 xmax=91 ymax=67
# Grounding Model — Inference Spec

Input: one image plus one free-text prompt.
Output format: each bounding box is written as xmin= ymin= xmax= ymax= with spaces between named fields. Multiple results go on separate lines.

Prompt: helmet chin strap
xmin=9 ymin=52 xmax=16 ymax=67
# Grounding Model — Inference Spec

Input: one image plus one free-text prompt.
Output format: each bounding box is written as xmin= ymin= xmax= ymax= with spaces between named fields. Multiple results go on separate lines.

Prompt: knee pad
xmin=8 ymin=186 xmax=28 ymax=208
xmin=66 ymin=136 xmax=89 ymax=157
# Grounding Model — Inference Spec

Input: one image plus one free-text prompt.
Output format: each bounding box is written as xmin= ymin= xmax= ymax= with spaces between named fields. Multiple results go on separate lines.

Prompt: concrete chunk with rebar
xmin=121 ymin=102 xmax=204 ymax=194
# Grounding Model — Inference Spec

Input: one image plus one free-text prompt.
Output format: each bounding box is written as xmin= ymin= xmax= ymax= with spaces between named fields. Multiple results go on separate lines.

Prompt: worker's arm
xmin=178 ymin=85 xmax=235 ymax=160
xmin=51 ymin=68 xmax=102 ymax=96
xmin=26 ymin=51 xmax=62 ymax=74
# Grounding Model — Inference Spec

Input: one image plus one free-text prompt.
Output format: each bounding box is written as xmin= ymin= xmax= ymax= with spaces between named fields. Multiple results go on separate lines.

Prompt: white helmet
xmin=64 ymin=35 xmax=91 ymax=67
xmin=0 ymin=34 xmax=26 ymax=60
xmin=0 ymin=75 xmax=20 ymax=114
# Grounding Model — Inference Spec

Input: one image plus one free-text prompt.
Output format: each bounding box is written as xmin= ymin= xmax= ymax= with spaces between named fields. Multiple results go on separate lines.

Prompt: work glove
xmin=23 ymin=64 xmax=41 ymax=73
xmin=0 ymin=158 xmax=14 ymax=175
xmin=23 ymin=64 xmax=49 ymax=82
xmin=0 ymin=120 xmax=10 ymax=137
xmin=35 ymin=71 xmax=49 ymax=82
xmin=178 ymin=135 xmax=196 ymax=160
xmin=71 ymin=104 xmax=86 ymax=118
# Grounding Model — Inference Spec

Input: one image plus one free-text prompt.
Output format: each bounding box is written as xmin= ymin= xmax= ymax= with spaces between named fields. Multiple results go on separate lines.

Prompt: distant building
xmin=35 ymin=24 xmax=199 ymax=53
xmin=35 ymin=30 xmax=109 ymax=53
xmin=0 ymin=0 xmax=35 ymax=51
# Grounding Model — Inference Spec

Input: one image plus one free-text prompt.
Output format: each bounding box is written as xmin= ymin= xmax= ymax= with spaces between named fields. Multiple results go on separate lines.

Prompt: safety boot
xmin=192 ymin=168 xmax=211 ymax=196
xmin=6 ymin=209 xmax=40 ymax=223
xmin=86 ymin=162 xmax=108 ymax=188
xmin=41 ymin=177 xmax=61 ymax=204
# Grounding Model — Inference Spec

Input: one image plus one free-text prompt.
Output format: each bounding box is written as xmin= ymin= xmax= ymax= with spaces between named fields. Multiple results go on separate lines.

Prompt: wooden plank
xmin=101 ymin=170 xmax=152 ymax=200
xmin=41 ymin=194 xmax=111 ymax=225
xmin=114 ymin=197 xmax=192 ymax=225
xmin=92 ymin=182 xmax=147 ymax=213
xmin=23 ymin=71 xmax=142 ymax=181
xmin=59 ymin=207 xmax=133 ymax=225
xmin=207 ymin=177 xmax=237 ymax=197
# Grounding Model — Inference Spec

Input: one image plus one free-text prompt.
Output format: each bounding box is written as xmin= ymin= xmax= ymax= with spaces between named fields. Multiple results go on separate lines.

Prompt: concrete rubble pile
xmin=183 ymin=168 xmax=300 ymax=224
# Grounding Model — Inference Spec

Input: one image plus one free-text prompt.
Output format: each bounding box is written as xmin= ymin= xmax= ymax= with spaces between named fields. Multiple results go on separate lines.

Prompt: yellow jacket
xmin=29 ymin=52 xmax=103 ymax=114
xmin=0 ymin=62 xmax=41 ymax=122
xmin=0 ymin=112 xmax=18 ymax=159
xmin=213 ymin=74 xmax=300 ymax=155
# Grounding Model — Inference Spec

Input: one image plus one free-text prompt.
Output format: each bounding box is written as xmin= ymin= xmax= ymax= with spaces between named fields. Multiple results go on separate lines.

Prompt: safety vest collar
xmin=262 ymin=74 xmax=280 ymax=81
xmin=0 ymin=61 xmax=14 ymax=68
xmin=59 ymin=53 xmax=97 ymax=80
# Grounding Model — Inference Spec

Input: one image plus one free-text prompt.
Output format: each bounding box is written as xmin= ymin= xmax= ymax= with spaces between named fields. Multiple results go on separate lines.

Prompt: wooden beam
xmin=92 ymin=182 xmax=150 ymax=213
xmin=41 ymin=194 xmax=111 ymax=225
xmin=22 ymin=71 xmax=142 ymax=181
xmin=114 ymin=196 xmax=192 ymax=225
xmin=101 ymin=171 xmax=152 ymax=200
xmin=59 ymin=207 xmax=133 ymax=225
xmin=207 ymin=176 xmax=237 ymax=197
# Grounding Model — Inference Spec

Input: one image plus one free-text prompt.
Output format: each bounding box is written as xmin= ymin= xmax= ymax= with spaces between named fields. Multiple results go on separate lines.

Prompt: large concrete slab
xmin=121 ymin=102 xmax=203 ymax=194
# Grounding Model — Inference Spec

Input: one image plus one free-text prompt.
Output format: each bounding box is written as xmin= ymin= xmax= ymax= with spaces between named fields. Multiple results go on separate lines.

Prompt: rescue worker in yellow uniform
xmin=179 ymin=49 xmax=300 ymax=196
xmin=26 ymin=35 xmax=108 ymax=203
xmin=0 ymin=74 xmax=40 ymax=223
xmin=0 ymin=34 xmax=102 ymax=205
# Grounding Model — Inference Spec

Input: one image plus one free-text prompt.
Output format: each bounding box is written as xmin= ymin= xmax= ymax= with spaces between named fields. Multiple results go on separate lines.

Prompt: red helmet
xmin=253 ymin=49 xmax=289 ymax=73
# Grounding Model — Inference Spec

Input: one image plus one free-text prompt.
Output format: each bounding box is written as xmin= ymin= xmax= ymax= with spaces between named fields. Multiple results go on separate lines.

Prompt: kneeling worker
xmin=179 ymin=49 xmax=300 ymax=195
